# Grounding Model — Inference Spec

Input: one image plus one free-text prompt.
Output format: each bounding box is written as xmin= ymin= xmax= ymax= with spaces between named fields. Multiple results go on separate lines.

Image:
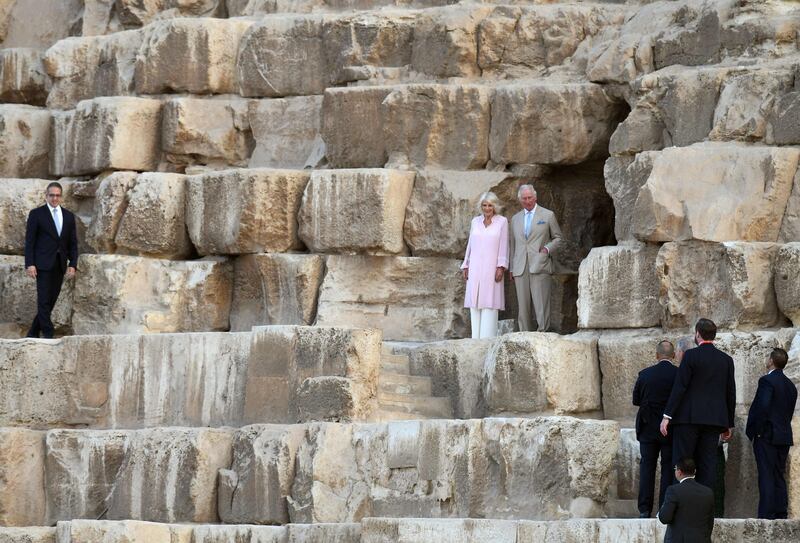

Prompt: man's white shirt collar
xmin=48 ymin=203 xmax=61 ymax=213
xmin=678 ymin=475 xmax=695 ymax=483
xmin=525 ymin=205 xmax=538 ymax=216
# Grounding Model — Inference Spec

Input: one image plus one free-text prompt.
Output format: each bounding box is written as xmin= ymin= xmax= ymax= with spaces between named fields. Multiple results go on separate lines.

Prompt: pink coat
xmin=461 ymin=215 xmax=509 ymax=310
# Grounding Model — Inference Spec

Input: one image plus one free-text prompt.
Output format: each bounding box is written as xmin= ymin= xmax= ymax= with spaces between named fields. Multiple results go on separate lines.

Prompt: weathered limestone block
xmin=0 ymin=48 xmax=49 ymax=105
xmin=780 ymin=170 xmax=800 ymax=243
xmin=50 ymin=97 xmax=162 ymax=176
xmin=771 ymin=91 xmax=800 ymax=146
xmin=362 ymin=518 xmax=517 ymax=543
xmin=116 ymin=0 xmax=226 ymax=27
xmin=287 ymin=523 xmax=361 ymax=543
xmin=403 ymin=170 xmax=511 ymax=257
xmin=218 ymin=424 xmax=306 ymax=524
xmin=0 ymin=429 xmax=46 ymax=526
xmin=651 ymin=1 xmax=724 ymax=70
xmin=114 ymin=173 xmax=192 ymax=259
xmin=490 ymin=83 xmax=623 ymax=166
xmin=483 ymin=333 xmax=601 ymax=415
xmin=0 ymin=527 xmax=55 ymax=543
xmin=248 ymin=96 xmax=322 ymax=169
xmin=43 ymin=30 xmax=143 ymax=110
xmin=604 ymin=153 xmax=656 ymax=242
xmin=135 ymin=18 xmax=253 ymax=94
xmin=657 ymin=241 xmax=783 ymax=330
xmin=161 ymin=96 xmax=253 ymax=167
xmin=382 ymin=85 xmax=491 ymax=170
xmin=577 ymin=243 xmax=661 ymax=329
xmin=322 ymin=86 xmax=393 ymax=168
xmin=231 ymin=254 xmax=325 ymax=330
xmin=316 ymin=256 xmax=467 ymax=341
xmin=0 ymin=256 xmax=74 ymax=335
xmin=776 ymin=244 xmax=800 ymax=326
xmin=192 ymin=524 xmax=286 ymax=543
xmin=298 ymin=169 xmax=414 ymax=255
xmin=0 ymin=105 xmax=51 ymax=178
xmin=186 ymin=168 xmax=309 ymax=255
xmin=632 ymin=143 xmax=800 ymax=243
xmin=55 ymin=520 xmax=191 ymax=543
xmin=71 ymin=254 xmax=233 ymax=334
xmin=245 ymin=326 xmax=381 ymax=423
xmin=613 ymin=428 xmax=640 ymax=502
xmin=85 ymin=172 xmax=138 ymax=254
xmin=0 ymin=0 xmax=83 ymax=49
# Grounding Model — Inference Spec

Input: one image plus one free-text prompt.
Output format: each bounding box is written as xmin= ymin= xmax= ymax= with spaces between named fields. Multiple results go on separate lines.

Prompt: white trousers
xmin=470 ymin=308 xmax=499 ymax=339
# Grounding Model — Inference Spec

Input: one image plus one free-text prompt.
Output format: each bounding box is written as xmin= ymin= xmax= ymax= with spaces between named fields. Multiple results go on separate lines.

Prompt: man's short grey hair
xmin=657 ymin=340 xmax=675 ymax=360
xmin=477 ymin=191 xmax=503 ymax=213
xmin=517 ymin=184 xmax=537 ymax=199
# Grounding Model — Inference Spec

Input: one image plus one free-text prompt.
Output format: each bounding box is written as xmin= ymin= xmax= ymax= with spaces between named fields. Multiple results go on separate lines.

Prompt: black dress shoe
xmin=639 ymin=512 xmax=650 ymax=518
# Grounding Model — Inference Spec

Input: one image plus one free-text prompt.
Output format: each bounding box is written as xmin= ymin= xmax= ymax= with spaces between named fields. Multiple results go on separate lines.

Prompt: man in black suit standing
xmin=658 ymin=457 xmax=715 ymax=543
xmin=24 ymin=182 xmax=78 ymax=338
xmin=633 ymin=340 xmax=678 ymax=518
xmin=746 ymin=347 xmax=798 ymax=519
xmin=660 ymin=318 xmax=736 ymax=490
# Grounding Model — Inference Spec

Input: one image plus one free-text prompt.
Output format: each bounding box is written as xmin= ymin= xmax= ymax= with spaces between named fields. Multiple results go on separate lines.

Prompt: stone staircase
xmin=374 ymin=349 xmax=453 ymax=421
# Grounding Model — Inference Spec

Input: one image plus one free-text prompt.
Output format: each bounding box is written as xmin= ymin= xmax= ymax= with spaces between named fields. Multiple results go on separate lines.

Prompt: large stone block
xmin=771 ymin=91 xmax=800 ymax=146
xmin=71 ymin=254 xmax=233 ymax=334
xmin=604 ymin=153 xmax=656 ymax=242
xmin=298 ymin=169 xmax=414 ymax=255
xmin=55 ymin=520 xmax=191 ymax=543
xmin=0 ymin=429 xmax=46 ymax=526
xmin=114 ymin=173 xmax=192 ymax=259
xmin=632 ymin=143 xmax=800 ymax=243
xmin=50 ymin=97 xmax=162 ymax=177
xmin=43 ymin=30 xmax=142 ymax=110
xmin=115 ymin=0 xmax=226 ymax=28
xmin=0 ymin=527 xmax=55 ymax=543
xmin=577 ymin=243 xmax=661 ymax=329
xmin=0 ymin=105 xmax=51 ymax=178
xmin=483 ymin=332 xmax=601 ymax=416
xmin=490 ymin=83 xmax=623 ymax=166
xmin=0 ymin=48 xmax=49 ymax=106
xmin=248 ymin=96 xmax=322 ymax=169
xmin=0 ymin=0 xmax=83 ymax=50
xmin=84 ymin=171 xmax=138 ymax=254
xmin=362 ymin=518 xmax=517 ymax=543
xmin=230 ymin=254 xmax=325 ymax=330
xmin=186 ymin=168 xmax=309 ymax=255
xmin=776 ymin=243 xmax=800 ymax=327
xmin=657 ymin=241 xmax=783 ymax=330
xmin=780 ymin=168 xmax=800 ymax=243
xmin=244 ymin=326 xmax=381 ymax=423
xmin=321 ymin=86 xmax=392 ymax=168
xmin=316 ymin=255 xmax=467 ymax=342
xmin=135 ymin=18 xmax=253 ymax=94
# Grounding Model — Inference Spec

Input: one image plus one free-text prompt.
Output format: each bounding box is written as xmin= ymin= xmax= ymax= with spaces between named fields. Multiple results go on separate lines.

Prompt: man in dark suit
xmin=24 ymin=182 xmax=78 ymax=338
xmin=633 ymin=340 xmax=678 ymax=518
xmin=746 ymin=347 xmax=798 ymax=519
xmin=660 ymin=318 xmax=736 ymax=490
xmin=658 ymin=457 xmax=715 ymax=543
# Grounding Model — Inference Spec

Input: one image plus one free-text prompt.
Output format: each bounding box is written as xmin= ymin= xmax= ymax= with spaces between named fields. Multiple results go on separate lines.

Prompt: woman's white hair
xmin=476 ymin=191 xmax=502 ymax=214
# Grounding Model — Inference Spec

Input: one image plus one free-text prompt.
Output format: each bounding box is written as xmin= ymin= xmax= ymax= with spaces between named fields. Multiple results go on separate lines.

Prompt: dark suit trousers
xmin=753 ymin=437 xmax=790 ymax=519
xmin=638 ymin=440 xmax=673 ymax=516
xmin=672 ymin=424 xmax=723 ymax=490
xmin=27 ymin=264 xmax=65 ymax=339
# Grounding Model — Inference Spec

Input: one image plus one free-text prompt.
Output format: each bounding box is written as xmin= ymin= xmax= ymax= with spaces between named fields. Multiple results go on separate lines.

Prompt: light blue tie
xmin=53 ymin=208 xmax=62 ymax=236
xmin=524 ymin=211 xmax=532 ymax=238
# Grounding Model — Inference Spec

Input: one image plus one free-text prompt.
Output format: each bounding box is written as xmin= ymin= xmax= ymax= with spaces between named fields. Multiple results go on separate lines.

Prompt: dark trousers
xmin=27 ymin=264 xmax=65 ymax=339
xmin=672 ymin=424 xmax=723 ymax=490
xmin=753 ymin=437 xmax=790 ymax=519
xmin=638 ymin=440 xmax=673 ymax=516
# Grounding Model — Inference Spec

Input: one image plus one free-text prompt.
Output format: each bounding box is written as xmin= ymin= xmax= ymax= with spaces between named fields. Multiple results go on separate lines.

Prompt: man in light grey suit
xmin=509 ymin=184 xmax=562 ymax=332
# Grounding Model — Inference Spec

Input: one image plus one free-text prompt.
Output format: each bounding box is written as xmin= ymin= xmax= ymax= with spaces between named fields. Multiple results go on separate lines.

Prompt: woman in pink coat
xmin=461 ymin=191 xmax=508 ymax=339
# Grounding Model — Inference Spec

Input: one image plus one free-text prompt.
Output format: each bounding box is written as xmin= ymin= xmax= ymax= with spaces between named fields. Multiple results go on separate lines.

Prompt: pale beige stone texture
xmin=299 ymin=169 xmax=414 ymax=255
xmin=55 ymin=520 xmax=192 ymax=543
xmin=186 ymin=168 xmax=309 ymax=255
xmin=780 ymin=170 xmax=800 ymax=243
xmin=230 ymin=253 xmax=325 ymax=330
xmin=117 ymin=0 xmax=226 ymax=27
xmin=0 ymin=105 xmax=51 ymax=178
xmin=135 ymin=18 xmax=253 ymax=95
xmin=0 ymin=527 xmax=55 ymax=543
xmin=248 ymin=96 xmax=322 ymax=169
xmin=790 ymin=416 xmax=800 ymax=519
xmin=287 ymin=523 xmax=361 ymax=543
xmin=776 ymin=243 xmax=800 ymax=326
xmin=657 ymin=241 xmax=783 ymax=330
xmin=0 ymin=428 xmax=46 ymax=526
xmin=483 ymin=332 xmax=601 ymax=416
xmin=490 ymin=83 xmax=622 ymax=166
xmin=85 ymin=172 xmax=139 ymax=254
xmin=0 ymin=0 xmax=83 ymax=50
xmin=114 ymin=173 xmax=192 ymax=259
xmin=402 ymin=169 xmax=512 ymax=257
xmin=577 ymin=243 xmax=661 ymax=329
xmin=43 ymin=30 xmax=143 ymax=110
xmin=362 ymin=518 xmax=517 ymax=543
xmin=161 ymin=96 xmax=254 ymax=168
xmin=0 ymin=48 xmax=49 ymax=106
xmin=71 ymin=254 xmax=233 ymax=335
xmin=50 ymin=97 xmax=163 ymax=177
xmin=382 ymin=85 xmax=491 ymax=170
xmin=603 ymin=153 xmax=656 ymax=242
xmin=316 ymin=255 xmax=467 ymax=341
xmin=632 ymin=143 xmax=800 ymax=243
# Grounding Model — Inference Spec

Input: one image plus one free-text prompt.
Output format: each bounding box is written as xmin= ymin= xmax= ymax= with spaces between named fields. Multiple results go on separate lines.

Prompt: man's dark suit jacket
xmin=634 ymin=359 xmax=678 ymax=442
xmin=746 ymin=369 xmax=797 ymax=445
xmin=24 ymin=204 xmax=78 ymax=271
xmin=664 ymin=344 xmax=736 ymax=429
xmin=658 ymin=477 xmax=715 ymax=543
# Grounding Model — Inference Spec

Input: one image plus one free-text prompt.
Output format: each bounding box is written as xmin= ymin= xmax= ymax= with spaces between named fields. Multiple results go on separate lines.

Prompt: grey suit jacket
xmin=509 ymin=205 xmax=562 ymax=276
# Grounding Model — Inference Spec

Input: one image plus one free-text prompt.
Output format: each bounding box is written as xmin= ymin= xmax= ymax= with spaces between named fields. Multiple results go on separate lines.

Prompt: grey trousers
xmin=515 ymin=272 xmax=552 ymax=332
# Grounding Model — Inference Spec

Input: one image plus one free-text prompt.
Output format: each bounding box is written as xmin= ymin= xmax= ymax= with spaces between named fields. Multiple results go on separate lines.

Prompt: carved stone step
xmin=377 ymin=394 xmax=453 ymax=419
xmin=378 ymin=372 xmax=433 ymax=396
